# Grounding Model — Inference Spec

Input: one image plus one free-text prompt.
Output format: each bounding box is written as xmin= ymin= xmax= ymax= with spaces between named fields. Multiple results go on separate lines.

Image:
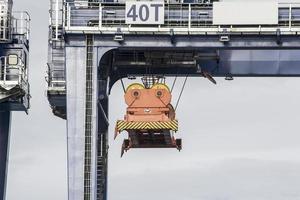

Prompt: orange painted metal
xmin=124 ymin=87 xmax=173 ymax=122
xmin=115 ymin=83 xmax=182 ymax=156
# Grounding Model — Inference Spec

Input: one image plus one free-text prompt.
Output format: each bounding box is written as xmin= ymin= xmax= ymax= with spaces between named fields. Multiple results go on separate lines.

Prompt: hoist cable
xmin=171 ymin=68 xmax=180 ymax=93
xmin=120 ymin=78 xmax=126 ymax=93
xmin=175 ymin=75 xmax=189 ymax=111
xmin=171 ymin=76 xmax=177 ymax=93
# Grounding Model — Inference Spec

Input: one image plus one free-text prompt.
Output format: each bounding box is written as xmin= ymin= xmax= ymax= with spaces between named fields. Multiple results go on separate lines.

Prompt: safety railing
xmin=0 ymin=11 xmax=30 ymax=42
xmin=0 ymin=0 xmax=12 ymax=42
xmin=0 ymin=15 xmax=11 ymax=41
xmin=0 ymin=55 xmax=28 ymax=91
xmin=46 ymin=63 xmax=66 ymax=89
xmin=48 ymin=0 xmax=66 ymax=90
xmin=49 ymin=0 xmax=64 ymax=40
xmin=54 ymin=1 xmax=300 ymax=34
xmin=11 ymin=11 xmax=31 ymax=41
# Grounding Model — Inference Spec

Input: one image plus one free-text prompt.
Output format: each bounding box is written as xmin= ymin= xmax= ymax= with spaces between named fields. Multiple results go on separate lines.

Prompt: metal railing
xmin=49 ymin=0 xmax=64 ymax=40
xmin=0 ymin=0 xmax=12 ymax=41
xmin=51 ymin=1 xmax=300 ymax=34
xmin=0 ymin=55 xmax=28 ymax=91
xmin=48 ymin=0 xmax=66 ymax=90
xmin=47 ymin=63 xmax=66 ymax=89
xmin=0 ymin=15 xmax=11 ymax=41
xmin=11 ymin=11 xmax=31 ymax=41
xmin=0 ymin=11 xmax=30 ymax=42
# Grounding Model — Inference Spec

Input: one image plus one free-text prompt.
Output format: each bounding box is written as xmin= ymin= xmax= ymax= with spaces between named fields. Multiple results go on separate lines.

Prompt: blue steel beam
xmin=108 ymin=50 xmax=300 ymax=77
xmin=65 ymin=35 xmax=300 ymax=81
xmin=66 ymin=34 xmax=300 ymax=50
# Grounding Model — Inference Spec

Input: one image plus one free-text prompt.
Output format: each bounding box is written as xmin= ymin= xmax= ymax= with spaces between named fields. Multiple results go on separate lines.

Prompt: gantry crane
xmin=47 ymin=0 xmax=300 ymax=199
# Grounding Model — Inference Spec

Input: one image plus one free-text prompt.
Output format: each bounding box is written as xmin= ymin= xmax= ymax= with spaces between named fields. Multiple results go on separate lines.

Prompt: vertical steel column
xmin=66 ymin=45 xmax=88 ymax=200
xmin=0 ymin=111 xmax=10 ymax=200
xmin=96 ymin=79 xmax=109 ymax=200
xmin=65 ymin=42 xmax=113 ymax=199
xmin=94 ymin=47 xmax=115 ymax=200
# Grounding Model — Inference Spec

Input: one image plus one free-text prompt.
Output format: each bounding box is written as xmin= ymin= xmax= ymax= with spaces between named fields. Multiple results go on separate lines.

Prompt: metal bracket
xmin=225 ymin=76 xmax=234 ymax=81
xmin=219 ymin=28 xmax=230 ymax=43
xmin=170 ymin=28 xmax=176 ymax=44
xmin=114 ymin=28 xmax=124 ymax=43
xmin=276 ymin=28 xmax=282 ymax=45
xmin=220 ymin=35 xmax=230 ymax=42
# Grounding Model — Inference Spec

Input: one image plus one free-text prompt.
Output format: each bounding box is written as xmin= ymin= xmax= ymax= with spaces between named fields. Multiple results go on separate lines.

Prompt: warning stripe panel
xmin=116 ymin=120 xmax=178 ymax=132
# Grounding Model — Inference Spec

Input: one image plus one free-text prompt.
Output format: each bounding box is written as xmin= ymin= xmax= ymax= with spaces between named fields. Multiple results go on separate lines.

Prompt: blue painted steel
xmin=202 ymin=50 xmax=300 ymax=77
xmin=0 ymin=112 xmax=10 ymax=200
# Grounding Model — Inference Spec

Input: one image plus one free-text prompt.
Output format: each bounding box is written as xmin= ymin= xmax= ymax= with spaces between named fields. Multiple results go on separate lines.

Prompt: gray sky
xmin=5 ymin=0 xmax=300 ymax=200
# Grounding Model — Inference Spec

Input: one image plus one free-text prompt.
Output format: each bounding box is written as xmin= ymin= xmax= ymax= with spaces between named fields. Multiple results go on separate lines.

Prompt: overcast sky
xmin=5 ymin=0 xmax=300 ymax=200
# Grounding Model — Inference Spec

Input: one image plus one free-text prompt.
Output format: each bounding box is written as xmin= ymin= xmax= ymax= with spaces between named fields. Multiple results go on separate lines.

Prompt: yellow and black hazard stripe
xmin=116 ymin=120 xmax=178 ymax=132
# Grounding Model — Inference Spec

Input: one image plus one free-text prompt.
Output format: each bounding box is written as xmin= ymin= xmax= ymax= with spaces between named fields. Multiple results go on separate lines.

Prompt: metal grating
xmin=84 ymin=34 xmax=94 ymax=200
xmin=96 ymin=154 xmax=105 ymax=200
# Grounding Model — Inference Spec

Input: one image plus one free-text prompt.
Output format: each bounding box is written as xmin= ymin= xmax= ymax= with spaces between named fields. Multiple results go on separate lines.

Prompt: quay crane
xmin=46 ymin=0 xmax=300 ymax=199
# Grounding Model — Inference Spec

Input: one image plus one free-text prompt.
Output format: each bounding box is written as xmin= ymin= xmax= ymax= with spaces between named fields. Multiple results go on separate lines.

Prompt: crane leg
xmin=0 ymin=111 xmax=10 ymax=200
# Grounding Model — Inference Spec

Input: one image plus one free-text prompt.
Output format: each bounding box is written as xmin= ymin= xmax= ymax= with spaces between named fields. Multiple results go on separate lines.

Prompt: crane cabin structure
xmin=0 ymin=0 xmax=30 ymax=199
xmin=47 ymin=0 xmax=300 ymax=199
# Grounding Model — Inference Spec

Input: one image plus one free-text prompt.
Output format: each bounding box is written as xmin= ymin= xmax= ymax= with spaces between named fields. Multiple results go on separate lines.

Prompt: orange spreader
xmin=115 ymin=83 xmax=182 ymax=157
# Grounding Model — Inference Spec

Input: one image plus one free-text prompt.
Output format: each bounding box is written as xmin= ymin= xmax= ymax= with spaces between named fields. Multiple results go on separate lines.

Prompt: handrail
xmin=49 ymin=0 xmax=64 ymax=41
xmin=11 ymin=11 xmax=31 ymax=40
xmin=0 ymin=1 xmax=12 ymax=42
xmin=46 ymin=63 xmax=66 ymax=89
xmin=0 ymin=10 xmax=30 ymax=42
